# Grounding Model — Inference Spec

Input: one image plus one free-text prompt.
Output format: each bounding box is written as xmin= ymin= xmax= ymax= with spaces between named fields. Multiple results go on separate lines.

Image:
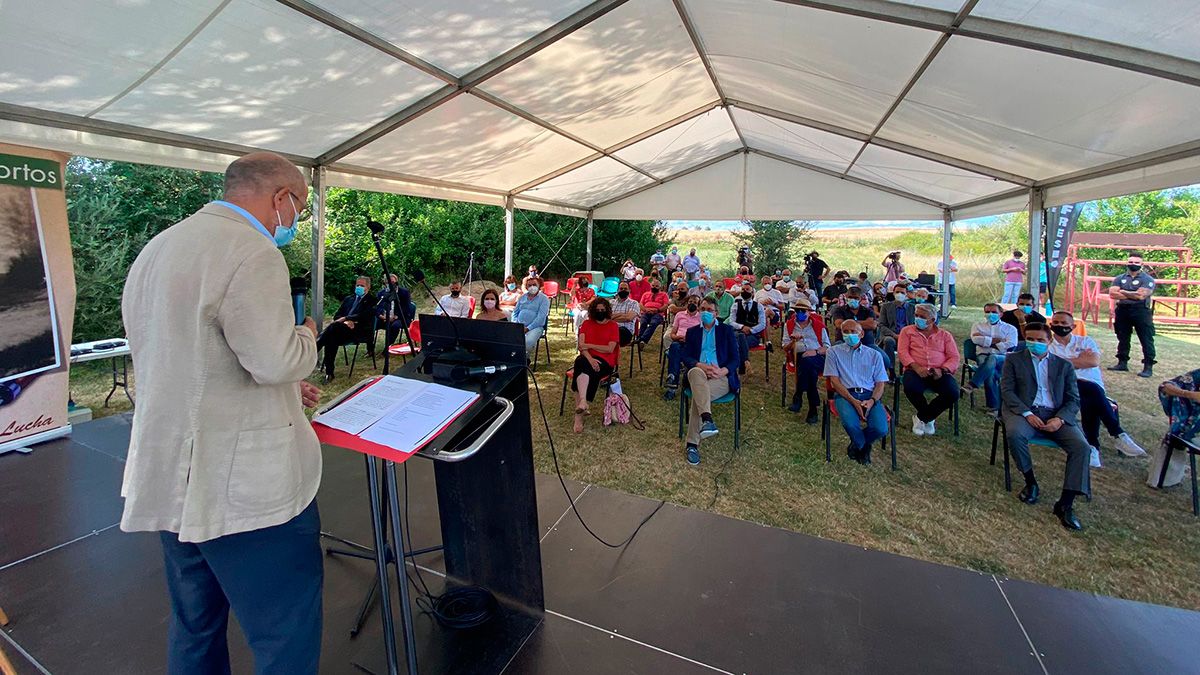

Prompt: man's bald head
xmin=222 ymin=152 xmax=308 ymax=236
xmin=224 ymin=152 xmax=305 ymax=198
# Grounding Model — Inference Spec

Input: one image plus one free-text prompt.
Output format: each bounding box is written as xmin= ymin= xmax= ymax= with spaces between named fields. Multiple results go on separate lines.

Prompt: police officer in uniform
xmin=1107 ymin=252 xmax=1156 ymax=378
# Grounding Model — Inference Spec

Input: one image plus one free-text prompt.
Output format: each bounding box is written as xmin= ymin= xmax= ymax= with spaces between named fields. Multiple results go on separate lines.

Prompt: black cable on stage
xmin=526 ymin=367 xmax=665 ymax=549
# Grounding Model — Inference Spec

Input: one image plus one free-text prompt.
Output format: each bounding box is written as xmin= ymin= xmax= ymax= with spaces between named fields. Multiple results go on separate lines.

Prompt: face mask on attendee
xmin=273 ymin=193 xmax=300 ymax=248
xmin=580 ymin=280 xmax=589 ymax=288
xmin=1127 ymin=264 xmax=1142 ymax=273
xmin=483 ymin=299 xmax=496 ymax=310
xmin=741 ymin=291 xmax=753 ymax=300
xmin=796 ymin=311 xmax=809 ymax=323
xmin=527 ymin=285 xmax=539 ymax=295
xmin=354 ymin=285 xmax=366 ymax=297
xmin=1027 ymin=341 xmax=1048 ymax=356
xmin=847 ymin=299 xmax=860 ymax=309
xmin=701 ymin=311 xmax=715 ymax=326
xmin=687 ymin=302 xmax=697 ymax=313
xmin=618 ymin=290 xmax=629 ymax=299
xmin=1020 ymin=304 xmax=1033 ymax=314
xmin=593 ymin=309 xmax=609 ymax=321
xmin=651 ymin=285 xmax=660 ymax=292
xmin=894 ymin=293 xmax=907 ymax=302
xmin=986 ymin=312 xmax=1000 ymax=325
xmin=1051 ymin=325 xmax=1073 ymax=337
xmin=915 ymin=317 xmax=930 ymax=330
xmin=507 ymin=282 xmax=516 ymax=291
xmin=635 ymin=274 xmax=643 ymax=281
xmin=450 ymin=289 xmax=461 ymax=298
xmin=782 ymin=275 xmax=791 ymax=282
xmin=845 ymin=333 xmax=861 ymax=347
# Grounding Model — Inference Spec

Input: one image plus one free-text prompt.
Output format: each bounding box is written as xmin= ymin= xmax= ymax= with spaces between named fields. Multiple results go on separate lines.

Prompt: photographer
xmin=804 ymin=250 xmax=829 ymax=297
xmin=882 ymin=251 xmax=905 ymax=283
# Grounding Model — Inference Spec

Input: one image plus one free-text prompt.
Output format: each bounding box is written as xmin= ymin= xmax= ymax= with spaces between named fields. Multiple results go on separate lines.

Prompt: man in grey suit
xmin=1000 ymin=322 xmax=1091 ymax=530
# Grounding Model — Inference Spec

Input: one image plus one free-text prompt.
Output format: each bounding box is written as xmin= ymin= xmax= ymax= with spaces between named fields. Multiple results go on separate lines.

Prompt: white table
xmin=70 ymin=338 xmax=133 ymax=407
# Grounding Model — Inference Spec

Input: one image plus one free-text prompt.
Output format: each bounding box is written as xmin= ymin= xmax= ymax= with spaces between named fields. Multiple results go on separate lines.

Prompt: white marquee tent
xmin=3 ymin=0 xmax=1200 ymax=319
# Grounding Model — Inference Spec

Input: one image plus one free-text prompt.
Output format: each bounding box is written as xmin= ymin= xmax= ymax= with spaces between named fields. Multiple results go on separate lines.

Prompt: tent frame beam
xmin=310 ymin=166 xmax=327 ymax=327
xmin=316 ymin=0 xmax=630 ymax=164
xmin=752 ymin=149 xmax=947 ymax=209
xmin=273 ymin=0 xmax=458 ymax=85
xmin=0 ymin=101 xmax=316 ymax=167
xmin=774 ymin=0 xmax=1200 ymax=89
xmin=329 ymin=163 xmax=588 ymax=214
xmin=728 ymin=100 xmax=1033 ymax=186
xmin=592 ymin=148 xmax=744 ymax=210
xmin=672 ymin=0 xmax=747 ymax=150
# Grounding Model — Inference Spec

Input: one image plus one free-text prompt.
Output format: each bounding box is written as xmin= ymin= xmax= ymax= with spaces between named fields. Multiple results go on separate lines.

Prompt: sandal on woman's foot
xmin=573 ymin=411 xmax=584 ymax=433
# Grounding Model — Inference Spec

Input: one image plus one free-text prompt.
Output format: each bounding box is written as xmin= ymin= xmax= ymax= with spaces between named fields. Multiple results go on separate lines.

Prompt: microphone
xmin=290 ymin=269 xmax=309 ymax=326
xmin=461 ymin=364 xmax=508 ymax=378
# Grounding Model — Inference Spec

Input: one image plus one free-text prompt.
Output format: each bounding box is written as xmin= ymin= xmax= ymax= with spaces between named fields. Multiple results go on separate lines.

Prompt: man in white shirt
xmin=435 ymin=280 xmax=471 ymax=318
xmin=1047 ymin=311 xmax=1146 ymax=464
xmin=936 ymin=256 xmax=959 ymax=307
xmin=776 ymin=268 xmax=798 ymax=297
xmin=754 ymin=278 xmax=785 ymax=326
xmin=963 ymin=303 xmax=1018 ymax=412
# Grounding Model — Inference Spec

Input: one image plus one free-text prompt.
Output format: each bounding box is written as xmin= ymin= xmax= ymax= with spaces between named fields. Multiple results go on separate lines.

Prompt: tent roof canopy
xmin=3 ymin=0 xmax=1199 ymax=220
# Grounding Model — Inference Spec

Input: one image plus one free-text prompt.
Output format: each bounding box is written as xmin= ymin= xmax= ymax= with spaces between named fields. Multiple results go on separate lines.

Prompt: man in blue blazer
xmin=681 ymin=297 xmax=741 ymax=466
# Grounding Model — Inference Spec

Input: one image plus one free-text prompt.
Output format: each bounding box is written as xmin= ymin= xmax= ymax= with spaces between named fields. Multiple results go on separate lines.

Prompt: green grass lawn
xmin=70 ymin=234 xmax=1200 ymax=611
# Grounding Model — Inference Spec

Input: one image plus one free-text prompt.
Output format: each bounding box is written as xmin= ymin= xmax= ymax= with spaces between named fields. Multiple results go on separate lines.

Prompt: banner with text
xmin=0 ymin=144 xmax=75 ymax=451
xmin=1045 ymin=202 xmax=1082 ymax=304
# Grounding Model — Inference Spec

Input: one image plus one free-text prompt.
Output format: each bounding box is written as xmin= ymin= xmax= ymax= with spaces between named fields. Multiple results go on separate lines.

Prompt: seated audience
xmin=1000 ymin=323 xmax=1090 ymax=531
xmin=1047 ymin=311 xmax=1145 ymax=464
xmin=735 ymin=265 xmax=756 ymax=286
xmin=376 ymin=273 xmax=414 ymax=347
xmin=571 ymin=297 xmax=619 ymax=434
xmin=963 ymin=303 xmax=1017 ymax=413
xmin=829 ymin=287 xmax=888 ymax=369
xmin=706 ymin=282 xmax=735 ymax=323
xmin=611 ymin=281 xmax=640 ymax=346
xmin=680 ymin=297 xmax=741 ymax=466
xmin=856 ymin=272 xmax=873 ymax=300
xmin=522 ymin=265 xmax=542 ymax=286
xmin=435 ymin=280 xmax=471 ymax=318
xmin=1001 ymin=292 xmax=1046 ymax=341
xmin=687 ymin=277 xmax=706 ymax=299
xmin=898 ymin=304 xmax=960 ymax=436
xmin=498 ymin=275 xmax=522 ymax=315
xmin=791 ymin=279 xmax=819 ymax=309
xmin=663 ymin=296 xmax=703 ymax=395
xmin=1153 ymin=371 xmax=1200 ymax=488
xmin=821 ymin=271 xmax=849 ymax=308
xmin=636 ymin=278 xmax=670 ymax=345
xmin=570 ymin=275 xmax=597 ymax=332
xmin=776 ymin=268 xmax=797 ymax=297
xmin=785 ymin=298 xmax=830 ymax=423
xmin=824 ymin=320 xmax=890 ymax=464
xmin=475 ymin=288 xmax=507 ymax=321
xmin=728 ymin=284 xmax=768 ymax=375
xmin=629 ymin=268 xmax=651 ymax=303
xmin=754 ymin=277 xmax=785 ymax=324
xmin=316 ymin=276 xmax=378 ymax=382
xmin=666 ymin=282 xmax=691 ymax=321
xmin=512 ymin=277 xmax=551 ymax=353
xmin=877 ymin=285 xmax=911 ymax=366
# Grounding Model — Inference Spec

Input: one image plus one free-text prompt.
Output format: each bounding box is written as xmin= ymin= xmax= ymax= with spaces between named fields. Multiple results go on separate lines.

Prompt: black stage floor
xmin=2 ymin=414 xmax=1199 ymax=674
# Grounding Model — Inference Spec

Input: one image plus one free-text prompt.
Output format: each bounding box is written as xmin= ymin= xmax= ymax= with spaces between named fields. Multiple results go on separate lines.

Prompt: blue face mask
xmin=915 ymin=317 xmax=930 ymax=330
xmin=273 ymin=193 xmax=299 ymax=248
xmin=1027 ymin=341 xmax=1048 ymax=356
xmin=1020 ymin=304 xmax=1033 ymax=314
xmin=796 ymin=311 xmax=809 ymax=323
xmin=354 ymin=286 xmax=366 ymax=297
xmin=507 ymin=283 xmax=516 ymax=291
xmin=700 ymin=311 xmax=715 ymax=326
xmin=986 ymin=312 xmax=1000 ymax=325
xmin=782 ymin=276 xmax=791 ymax=282
xmin=845 ymin=333 xmax=861 ymax=347
xmin=847 ymin=299 xmax=860 ymax=309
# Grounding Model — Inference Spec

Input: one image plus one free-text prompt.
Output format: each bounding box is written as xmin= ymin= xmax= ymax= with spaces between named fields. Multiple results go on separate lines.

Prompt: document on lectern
xmin=313 ymin=375 xmax=479 ymax=454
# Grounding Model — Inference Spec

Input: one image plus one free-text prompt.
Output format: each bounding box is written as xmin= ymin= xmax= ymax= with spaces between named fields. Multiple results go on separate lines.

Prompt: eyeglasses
xmin=287 ymin=191 xmax=313 ymax=221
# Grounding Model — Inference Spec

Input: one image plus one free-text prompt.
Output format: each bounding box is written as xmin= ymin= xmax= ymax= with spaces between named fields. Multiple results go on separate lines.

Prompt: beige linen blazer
xmin=120 ymin=203 xmax=320 ymax=542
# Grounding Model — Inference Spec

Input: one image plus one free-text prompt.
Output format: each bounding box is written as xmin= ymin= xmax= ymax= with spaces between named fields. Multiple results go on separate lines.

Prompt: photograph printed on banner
xmin=0 ymin=184 xmax=61 ymax=382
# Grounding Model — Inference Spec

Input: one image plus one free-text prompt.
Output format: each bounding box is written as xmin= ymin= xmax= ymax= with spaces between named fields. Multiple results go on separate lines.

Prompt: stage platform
xmin=2 ymin=414 xmax=1199 ymax=674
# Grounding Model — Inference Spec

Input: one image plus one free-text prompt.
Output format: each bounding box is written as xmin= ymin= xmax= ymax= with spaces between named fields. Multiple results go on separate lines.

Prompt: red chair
xmin=467 ymin=296 xmax=477 ymax=318
xmin=543 ymin=279 xmax=560 ymax=310
xmin=820 ymin=379 xmax=897 ymax=470
xmin=386 ymin=320 xmax=421 ymax=362
xmin=722 ymin=277 xmax=736 ymax=290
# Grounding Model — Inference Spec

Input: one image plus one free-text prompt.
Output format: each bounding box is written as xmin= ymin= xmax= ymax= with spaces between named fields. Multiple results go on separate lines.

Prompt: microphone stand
xmin=367 ymin=222 xmax=409 ymax=376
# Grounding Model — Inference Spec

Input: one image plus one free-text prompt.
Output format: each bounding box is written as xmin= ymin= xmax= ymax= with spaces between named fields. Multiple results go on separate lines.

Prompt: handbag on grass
xmin=603 ymin=391 xmax=646 ymax=430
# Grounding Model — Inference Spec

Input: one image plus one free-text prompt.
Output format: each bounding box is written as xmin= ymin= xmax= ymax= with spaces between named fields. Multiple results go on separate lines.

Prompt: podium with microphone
xmin=314 ymin=313 xmax=543 ymax=675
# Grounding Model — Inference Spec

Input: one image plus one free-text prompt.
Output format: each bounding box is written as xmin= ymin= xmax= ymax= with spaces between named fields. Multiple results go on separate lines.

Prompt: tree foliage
xmin=732 ymin=220 xmax=813 ymax=274
xmin=65 ymin=159 xmax=668 ymax=340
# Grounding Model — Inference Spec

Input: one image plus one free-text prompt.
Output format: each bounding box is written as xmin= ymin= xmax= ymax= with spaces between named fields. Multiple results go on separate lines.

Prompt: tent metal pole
xmin=504 ymin=196 xmax=515 ymax=280
xmin=941 ymin=208 xmax=952 ymax=317
xmin=310 ymin=166 xmax=327 ymax=329
xmin=586 ymin=211 xmax=594 ymax=271
xmin=1028 ymin=187 xmax=1045 ymax=297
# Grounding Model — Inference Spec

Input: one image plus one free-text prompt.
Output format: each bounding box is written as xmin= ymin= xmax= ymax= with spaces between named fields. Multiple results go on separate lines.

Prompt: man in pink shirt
xmin=636 ymin=278 xmax=670 ymax=346
xmin=898 ymin=303 xmax=961 ymax=436
xmin=1001 ymin=250 xmax=1026 ymax=304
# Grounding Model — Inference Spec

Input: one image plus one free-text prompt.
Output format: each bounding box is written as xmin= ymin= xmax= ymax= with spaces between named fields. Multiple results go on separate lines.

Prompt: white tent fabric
xmin=2 ymin=0 xmax=1200 ymax=221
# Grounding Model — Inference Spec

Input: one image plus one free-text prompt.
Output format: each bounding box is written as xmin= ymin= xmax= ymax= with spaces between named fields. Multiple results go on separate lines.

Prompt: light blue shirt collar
xmin=211 ymin=200 xmax=273 ymax=243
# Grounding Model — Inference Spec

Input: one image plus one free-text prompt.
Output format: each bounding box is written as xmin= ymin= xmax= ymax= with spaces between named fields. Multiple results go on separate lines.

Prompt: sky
xmin=663 ymin=218 xmax=994 ymax=231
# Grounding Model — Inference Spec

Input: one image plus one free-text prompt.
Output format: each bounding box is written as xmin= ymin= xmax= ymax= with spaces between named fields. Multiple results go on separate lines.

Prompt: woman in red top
xmin=570 ymin=275 xmax=597 ymax=332
xmin=572 ymin=297 xmax=620 ymax=433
